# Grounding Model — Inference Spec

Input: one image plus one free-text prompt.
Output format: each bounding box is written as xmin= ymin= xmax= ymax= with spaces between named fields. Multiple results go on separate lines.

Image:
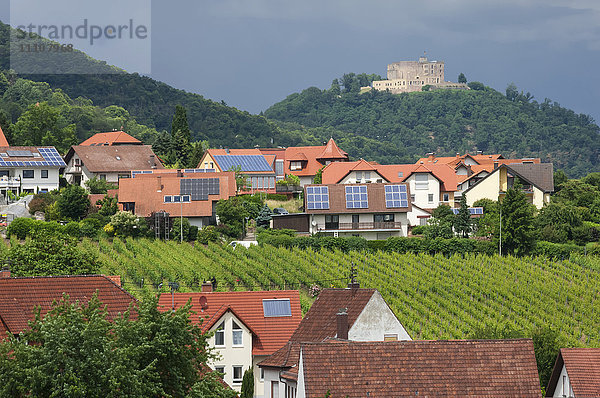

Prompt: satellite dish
xmin=311 ymin=221 xmax=317 ymax=226
xmin=199 ymin=296 xmax=208 ymax=310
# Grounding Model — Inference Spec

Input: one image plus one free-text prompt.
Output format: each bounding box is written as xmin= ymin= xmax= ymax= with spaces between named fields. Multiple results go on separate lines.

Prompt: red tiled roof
xmin=318 ymin=138 xmax=348 ymax=160
xmin=547 ymin=348 xmax=600 ymax=397
xmin=157 ymin=290 xmax=302 ymax=356
xmin=0 ymin=125 xmax=9 ymax=146
xmin=0 ymin=275 xmax=137 ymax=336
xmin=81 ymin=131 xmax=142 ymax=146
xmin=321 ymin=161 xmax=458 ymax=191
xmin=301 ymin=339 xmax=541 ymax=398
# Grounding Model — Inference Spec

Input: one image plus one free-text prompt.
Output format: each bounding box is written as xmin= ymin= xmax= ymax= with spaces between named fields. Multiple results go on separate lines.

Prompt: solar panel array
xmin=385 ymin=185 xmax=409 ymax=208
xmin=180 ymin=178 xmax=220 ymax=201
xmin=213 ymin=155 xmax=273 ymax=172
xmin=0 ymin=147 xmax=66 ymax=167
xmin=306 ymin=186 xmax=330 ymax=210
xmin=451 ymin=207 xmax=484 ymax=215
xmin=345 ymin=186 xmax=368 ymax=209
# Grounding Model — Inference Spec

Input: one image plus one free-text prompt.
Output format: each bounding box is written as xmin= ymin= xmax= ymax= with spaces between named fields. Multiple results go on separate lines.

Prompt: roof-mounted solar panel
xmin=345 ymin=185 xmax=368 ymax=209
xmin=263 ymin=299 xmax=292 ymax=317
xmin=7 ymin=150 xmax=33 ymax=157
xmin=306 ymin=186 xmax=330 ymax=210
xmin=451 ymin=207 xmax=484 ymax=215
xmin=213 ymin=154 xmax=273 ymax=172
xmin=385 ymin=185 xmax=409 ymax=208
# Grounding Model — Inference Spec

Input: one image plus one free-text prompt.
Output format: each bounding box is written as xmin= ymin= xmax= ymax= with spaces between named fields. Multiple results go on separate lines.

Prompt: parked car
xmin=273 ymin=208 xmax=289 ymax=215
xmin=229 ymin=241 xmax=258 ymax=249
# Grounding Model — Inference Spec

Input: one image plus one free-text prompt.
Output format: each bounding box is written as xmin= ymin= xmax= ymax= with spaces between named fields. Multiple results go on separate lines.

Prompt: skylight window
xmin=263 ymin=299 xmax=292 ymax=317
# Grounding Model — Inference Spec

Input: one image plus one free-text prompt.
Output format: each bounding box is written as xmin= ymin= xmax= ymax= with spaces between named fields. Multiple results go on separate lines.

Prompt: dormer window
xmin=232 ymin=321 xmax=242 ymax=346
xmin=290 ymin=161 xmax=302 ymax=171
xmin=215 ymin=322 xmax=225 ymax=346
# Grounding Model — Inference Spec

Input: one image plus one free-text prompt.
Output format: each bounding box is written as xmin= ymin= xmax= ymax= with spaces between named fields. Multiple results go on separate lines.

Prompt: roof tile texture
xmin=157 ymin=290 xmax=302 ymax=356
xmin=80 ymin=131 xmax=142 ymax=146
xmin=301 ymin=339 xmax=541 ymax=398
xmin=562 ymin=348 xmax=600 ymax=397
xmin=67 ymin=145 xmax=164 ymax=173
xmin=0 ymin=275 xmax=137 ymax=335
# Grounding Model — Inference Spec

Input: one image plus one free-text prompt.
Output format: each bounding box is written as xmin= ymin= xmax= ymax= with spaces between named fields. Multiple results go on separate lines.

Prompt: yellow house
xmin=463 ymin=163 xmax=554 ymax=209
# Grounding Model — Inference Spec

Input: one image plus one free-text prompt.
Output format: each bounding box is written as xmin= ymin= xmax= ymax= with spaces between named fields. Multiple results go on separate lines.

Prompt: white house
xmin=545 ymin=348 xmax=600 ymax=398
xmin=158 ymin=286 xmax=302 ymax=397
xmin=304 ymin=183 xmax=412 ymax=240
xmin=259 ymin=286 xmax=411 ymax=398
xmin=0 ymin=146 xmax=63 ymax=201
xmin=63 ymin=145 xmax=163 ymax=186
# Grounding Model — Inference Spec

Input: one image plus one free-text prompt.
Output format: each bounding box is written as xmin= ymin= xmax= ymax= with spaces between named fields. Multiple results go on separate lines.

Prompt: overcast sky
xmin=2 ymin=1 xmax=600 ymax=123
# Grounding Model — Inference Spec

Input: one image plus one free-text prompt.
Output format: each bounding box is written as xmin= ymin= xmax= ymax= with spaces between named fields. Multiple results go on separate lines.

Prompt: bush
xmin=28 ymin=192 xmax=58 ymax=215
xmin=197 ymin=225 xmax=220 ymax=245
xmin=30 ymin=220 xmax=65 ymax=236
xmin=63 ymin=221 xmax=81 ymax=238
xmin=171 ymin=217 xmax=192 ymax=241
xmin=107 ymin=211 xmax=145 ymax=238
xmin=79 ymin=218 xmax=102 ymax=238
xmin=266 ymin=193 xmax=287 ymax=201
xmin=411 ymin=225 xmax=427 ymax=235
xmin=366 ymin=240 xmax=387 ymax=252
xmin=7 ymin=217 xmax=35 ymax=239
xmin=532 ymin=241 xmax=584 ymax=259
xmin=56 ymin=185 xmax=90 ymax=221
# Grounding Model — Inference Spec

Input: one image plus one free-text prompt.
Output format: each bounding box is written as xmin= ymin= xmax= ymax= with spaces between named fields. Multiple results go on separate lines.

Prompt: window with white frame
xmin=428 ymin=193 xmax=434 ymax=203
xmin=414 ymin=173 xmax=429 ymax=190
xmin=232 ymin=320 xmax=243 ymax=346
xmin=41 ymin=170 xmax=48 ymax=178
xmin=443 ymin=193 xmax=449 ymax=202
xmin=260 ymin=367 xmax=265 ymax=381
xmin=364 ymin=171 xmax=371 ymax=181
xmin=290 ymin=161 xmax=302 ymax=171
xmin=232 ymin=366 xmax=243 ymax=384
xmin=355 ymin=171 xmax=362 ymax=182
xmin=215 ymin=366 xmax=225 ymax=377
xmin=215 ymin=322 xmax=225 ymax=346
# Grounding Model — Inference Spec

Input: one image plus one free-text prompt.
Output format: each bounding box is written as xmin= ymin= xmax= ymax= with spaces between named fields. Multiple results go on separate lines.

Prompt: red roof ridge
xmin=0 ymin=125 xmax=9 ymax=146
xmin=318 ymin=138 xmax=347 ymax=159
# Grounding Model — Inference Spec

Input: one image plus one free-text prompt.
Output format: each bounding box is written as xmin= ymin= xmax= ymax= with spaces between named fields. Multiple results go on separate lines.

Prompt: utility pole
xmin=499 ymin=204 xmax=502 ymax=256
xmin=180 ymin=196 xmax=183 ymax=243
xmin=169 ymin=281 xmax=180 ymax=312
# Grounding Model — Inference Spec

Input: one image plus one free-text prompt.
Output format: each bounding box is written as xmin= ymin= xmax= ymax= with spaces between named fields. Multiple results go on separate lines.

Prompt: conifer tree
xmin=500 ymin=178 xmax=536 ymax=255
xmin=171 ymin=105 xmax=192 ymax=167
xmin=454 ymin=195 xmax=472 ymax=238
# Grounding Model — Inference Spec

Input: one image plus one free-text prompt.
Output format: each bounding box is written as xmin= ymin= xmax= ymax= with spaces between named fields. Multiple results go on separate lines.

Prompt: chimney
xmin=0 ymin=266 xmax=10 ymax=278
xmin=150 ymin=154 xmax=157 ymax=169
xmin=177 ymin=169 xmax=183 ymax=178
xmin=477 ymin=150 xmax=483 ymax=155
xmin=456 ymin=152 xmax=460 ymax=158
xmin=336 ymin=308 xmax=349 ymax=339
xmin=427 ymin=152 xmax=435 ymax=161
xmin=201 ymin=281 xmax=213 ymax=292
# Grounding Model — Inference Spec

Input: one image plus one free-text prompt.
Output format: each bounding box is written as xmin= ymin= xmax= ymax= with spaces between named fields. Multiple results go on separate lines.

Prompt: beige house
xmin=464 ymin=163 xmax=554 ymax=209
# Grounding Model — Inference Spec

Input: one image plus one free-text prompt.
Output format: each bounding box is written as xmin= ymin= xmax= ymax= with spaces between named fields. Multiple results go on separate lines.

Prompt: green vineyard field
xmin=84 ymin=237 xmax=600 ymax=346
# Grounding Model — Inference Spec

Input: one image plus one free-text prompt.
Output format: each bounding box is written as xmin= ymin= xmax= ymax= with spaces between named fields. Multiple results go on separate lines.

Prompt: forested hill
xmin=265 ymin=82 xmax=600 ymax=177
xmin=0 ymin=21 xmax=279 ymax=148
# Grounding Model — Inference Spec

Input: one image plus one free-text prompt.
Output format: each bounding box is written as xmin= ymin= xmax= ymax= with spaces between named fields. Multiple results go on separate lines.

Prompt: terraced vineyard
xmin=84 ymin=237 xmax=600 ymax=346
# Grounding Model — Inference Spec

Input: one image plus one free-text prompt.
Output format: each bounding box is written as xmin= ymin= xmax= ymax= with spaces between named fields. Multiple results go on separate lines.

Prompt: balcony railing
xmin=0 ymin=176 xmax=21 ymax=187
xmin=320 ymin=222 xmax=402 ymax=231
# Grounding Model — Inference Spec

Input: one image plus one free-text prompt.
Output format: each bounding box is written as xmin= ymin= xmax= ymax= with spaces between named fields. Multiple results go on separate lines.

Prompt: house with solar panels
xmin=199 ymin=149 xmax=277 ymax=193
xmin=0 ymin=145 xmax=64 ymax=200
xmin=64 ymin=145 xmax=163 ymax=186
xmin=117 ymin=169 xmax=237 ymax=228
xmin=304 ymin=183 xmax=411 ymax=239
xmin=158 ymin=286 xmax=302 ymax=397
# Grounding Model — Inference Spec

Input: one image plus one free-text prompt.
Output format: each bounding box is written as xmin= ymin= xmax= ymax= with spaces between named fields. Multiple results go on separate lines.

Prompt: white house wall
xmin=552 ymin=365 xmax=574 ymax=398
xmin=309 ymin=212 xmax=408 ymax=239
xmin=405 ymin=173 xmax=440 ymax=209
xmin=208 ymin=311 xmax=253 ymax=392
xmin=407 ymin=206 xmax=431 ymax=228
xmin=347 ymin=291 xmax=412 ymax=341
xmin=339 ymin=170 xmax=386 ymax=184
